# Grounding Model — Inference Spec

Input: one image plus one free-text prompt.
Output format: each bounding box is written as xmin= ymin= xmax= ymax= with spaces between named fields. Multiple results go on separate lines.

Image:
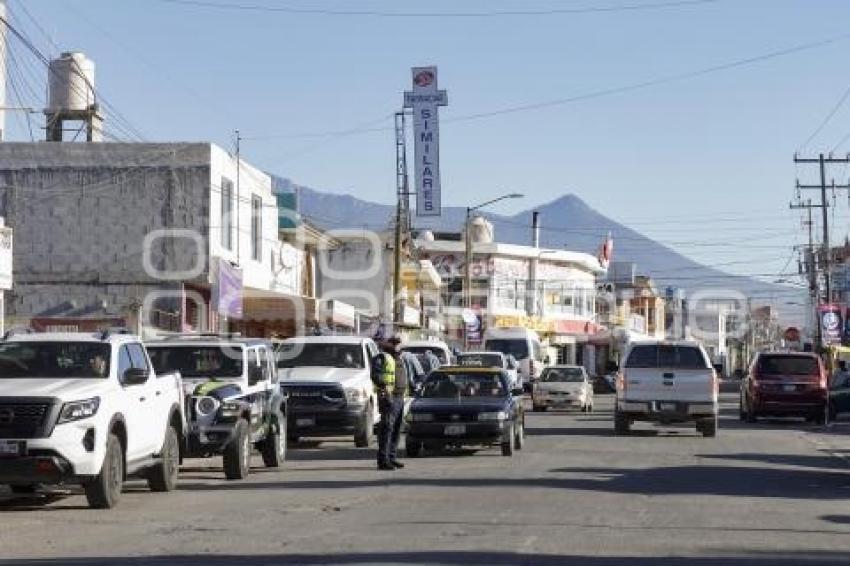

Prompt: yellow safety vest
xmin=377 ymin=353 xmax=395 ymax=391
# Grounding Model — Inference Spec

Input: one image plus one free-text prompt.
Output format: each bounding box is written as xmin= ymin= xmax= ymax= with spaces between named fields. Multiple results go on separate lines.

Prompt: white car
xmin=275 ymin=336 xmax=380 ymax=447
xmin=616 ymin=341 xmax=719 ymax=437
xmin=532 ymin=365 xmax=594 ymax=412
xmin=0 ymin=329 xmax=184 ymax=508
xmin=399 ymin=340 xmax=453 ymax=370
xmin=456 ymin=351 xmax=520 ymax=389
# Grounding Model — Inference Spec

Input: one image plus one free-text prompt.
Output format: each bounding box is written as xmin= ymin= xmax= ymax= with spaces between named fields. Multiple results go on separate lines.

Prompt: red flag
xmin=598 ymin=232 xmax=613 ymax=268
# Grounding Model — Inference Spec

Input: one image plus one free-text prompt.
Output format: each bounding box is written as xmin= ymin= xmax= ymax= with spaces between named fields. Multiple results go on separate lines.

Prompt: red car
xmin=740 ymin=352 xmax=828 ymax=424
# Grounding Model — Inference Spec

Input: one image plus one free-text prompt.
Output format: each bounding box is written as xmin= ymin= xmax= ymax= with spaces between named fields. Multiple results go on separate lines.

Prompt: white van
xmin=399 ymin=339 xmax=453 ymax=370
xmin=483 ymin=327 xmax=546 ymax=390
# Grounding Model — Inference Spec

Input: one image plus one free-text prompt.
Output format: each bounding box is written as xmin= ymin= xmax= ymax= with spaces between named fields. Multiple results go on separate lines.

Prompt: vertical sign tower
xmin=404 ymin=66 xmax=448 ymax=217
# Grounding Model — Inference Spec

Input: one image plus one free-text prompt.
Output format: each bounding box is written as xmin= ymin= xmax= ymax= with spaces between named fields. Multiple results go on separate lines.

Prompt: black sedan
xmin=405 ymin=367 xmax=525 ymax=457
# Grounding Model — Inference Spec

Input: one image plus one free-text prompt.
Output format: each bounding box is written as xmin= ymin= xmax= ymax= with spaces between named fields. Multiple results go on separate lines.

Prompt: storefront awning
xmin=242 ymin=291 xmax=318 ymax=323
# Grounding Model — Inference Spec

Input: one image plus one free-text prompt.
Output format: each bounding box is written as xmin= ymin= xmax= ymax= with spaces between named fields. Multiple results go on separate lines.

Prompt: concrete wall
xmin=320 ymin=238 xmax=391 ymax=318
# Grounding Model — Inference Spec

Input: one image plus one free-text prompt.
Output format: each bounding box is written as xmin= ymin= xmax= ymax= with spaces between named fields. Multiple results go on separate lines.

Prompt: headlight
xmin=196 ymin=396 xmax=220 ymax=416
xmin=478 ymin=411 xmax=507 ymax=421
xmin=219 ymin=401 xmax=242 ymax=418
xmin=58 ymin=397 xmax=100 ymax=424
xmin=344 ymin=388 xmax=366 ymax=405
xmin=409 ymin=412 xmax=434 ymax=422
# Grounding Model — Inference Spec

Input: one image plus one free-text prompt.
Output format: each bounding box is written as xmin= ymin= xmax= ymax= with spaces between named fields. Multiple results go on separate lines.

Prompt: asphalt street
xmin=1 ymin=392 xmax=850 ymax=565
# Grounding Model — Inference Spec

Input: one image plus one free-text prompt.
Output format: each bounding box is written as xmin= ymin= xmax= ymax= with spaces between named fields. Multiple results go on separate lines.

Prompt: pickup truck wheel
xmin=501 ymin=423 xmax=515 ymax=456
xmin=406 ymin=438 xmax=422 ymax=458
xmin=147 ymin=426 xmax=180 ymax=492
xmin=84 ymin=433 xmax=124 ymax=509
xmin=699 ymin=416 xmax=718 ymax=438
xmin=260 ymin=422 xmax=286 ymax=468
xmin=614 ymin=412 xmax=631 ymax=436
xmin=223 ymin=420 xmax=251 ymax=480
xmin=354 ymin=405 xmax=373 ymax=448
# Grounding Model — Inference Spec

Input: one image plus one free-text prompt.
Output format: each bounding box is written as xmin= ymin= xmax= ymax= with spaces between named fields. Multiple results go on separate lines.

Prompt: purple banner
xmin=213 ymin=259 xmax=243 ymax=319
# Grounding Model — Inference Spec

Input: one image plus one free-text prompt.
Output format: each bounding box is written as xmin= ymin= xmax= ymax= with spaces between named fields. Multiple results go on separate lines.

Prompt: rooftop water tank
xmin=467 ymin=215 xmax=494 ymax=243
xmin=48 ymin=52 xmax=96 ymax=112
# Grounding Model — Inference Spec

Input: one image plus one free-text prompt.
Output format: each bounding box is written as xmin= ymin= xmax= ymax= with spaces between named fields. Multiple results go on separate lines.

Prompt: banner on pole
xmin=404 ymin=66 xmax=448 ymax=217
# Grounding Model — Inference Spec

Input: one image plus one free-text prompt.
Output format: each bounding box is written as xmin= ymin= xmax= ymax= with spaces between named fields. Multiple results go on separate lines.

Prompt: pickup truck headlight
xmin=478 ymin=411 xmax=507 ymax=421
xmin=344 ymin=388 xmax=366 ymax=405
xmin=408 ymin=412 xmax=434 ymax=422
xmin=58 ymin=397 xmax=101 ymax=424
xmin=196 ymin=396 xmax=220 ymax=416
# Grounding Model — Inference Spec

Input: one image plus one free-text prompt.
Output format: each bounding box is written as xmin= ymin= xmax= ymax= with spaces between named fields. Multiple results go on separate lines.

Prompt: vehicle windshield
xmin=484 ymin=339 xmax=529 ymax=360
xmin=0 ymin=342 xmax=112 ymax=379
xmin=541 ymin=367 xmax=585 ymax=382
xmin=757 ymin=355 xmax=818 ymax=376
xmin=148 ymin=345 xmax=244 ymax=378
xmin=276 ymin=342 xmax=364 ymax=369
xmin=625 ymin=345 xmax=709 ymax=369
xmin=421 ymin=371 xmax=507 ymax=398
xmin=399 ymin=346 xmax=448 ymax=364
xmin=457 ymin=353 xmax=503 ymax=368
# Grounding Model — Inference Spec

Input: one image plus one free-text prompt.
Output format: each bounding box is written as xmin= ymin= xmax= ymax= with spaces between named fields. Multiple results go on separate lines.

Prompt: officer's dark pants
xmin=377 ymin=396 xmax=403 ymax=466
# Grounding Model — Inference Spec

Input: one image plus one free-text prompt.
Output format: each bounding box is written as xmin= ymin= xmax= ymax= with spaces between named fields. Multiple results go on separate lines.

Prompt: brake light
xmin=617 ymin=371 xmax=627 ymax=394
xmin=819 ymin=371 xmax=827 ymax=391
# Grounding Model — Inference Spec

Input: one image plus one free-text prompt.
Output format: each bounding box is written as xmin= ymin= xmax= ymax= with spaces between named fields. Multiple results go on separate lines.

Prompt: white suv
xmin=0 ymin=329 xmax=185 ymax=508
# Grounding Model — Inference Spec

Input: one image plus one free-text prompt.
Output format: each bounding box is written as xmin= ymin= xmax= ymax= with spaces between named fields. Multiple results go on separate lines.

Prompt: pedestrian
xmin=373 ymin=336 xmax=407 ymax=471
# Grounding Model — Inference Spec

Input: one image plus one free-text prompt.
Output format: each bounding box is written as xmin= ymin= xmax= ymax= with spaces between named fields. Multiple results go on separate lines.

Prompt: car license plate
xmin=659 ymin=403 xmax=677 ymax=412
xmin=296 ymin=418 xmax=315 ymax=427
xmin=0 ymin=440 xmax=22 ymax=457
xmin=783 ymin=384 xmax=796 ymax=392
xmin=444 ymin=425 xmax=466 ymax=436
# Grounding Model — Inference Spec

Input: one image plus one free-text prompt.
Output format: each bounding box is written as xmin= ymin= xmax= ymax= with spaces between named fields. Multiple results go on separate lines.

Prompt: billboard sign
xmin=404 ymin=66 xmax=447 ymax=217
xmin=213 ymin=258 xmax=243 ymax=319
xmin=819 ymin=304 xmax=842 ymax=344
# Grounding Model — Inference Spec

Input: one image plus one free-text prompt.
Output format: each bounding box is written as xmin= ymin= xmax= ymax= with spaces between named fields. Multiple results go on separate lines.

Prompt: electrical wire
xmin=151 ymin=0 xmax=722 ymax=18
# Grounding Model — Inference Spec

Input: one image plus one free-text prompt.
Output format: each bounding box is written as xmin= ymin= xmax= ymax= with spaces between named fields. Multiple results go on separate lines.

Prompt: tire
xmin=739 ymin=399 xmax=747 ymax=422
xmin=147 ymin=426 xmax=180 ymax=492
xmin=614 ymin=411 xmax=630 ymax=436
xmin=813 ymin=408 xmax=827 ymax=426
xmin=9 ymin=485 xmax=38 ymax=495
xmin=84 ymin=432 xmax=124 ymax=509
xmin=700 ymin=416 xmax=718 ymax=438
xmin=354 ymin=405 xmax=373 ymax=448
xmin=501 ymin=423 xmax=515 ymax=457
xmin=829 ymin=405 xmax=838 ymax=422
xmin=260 ymin=420 xmax=286 ymax=468
xmin=223 ymin=420 xmax=251 ymax=480
xmin=406 ymin=438 xmax=422 ymax=458
xmin=587 ymin=403 xmax=594 ymax=414
xmin=514 ymin=419 xmax=524 ymax=451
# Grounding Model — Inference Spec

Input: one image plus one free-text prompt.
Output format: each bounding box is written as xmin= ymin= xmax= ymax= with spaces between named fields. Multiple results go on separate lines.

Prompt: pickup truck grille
xmin=283 ymin=384 xmax=346 ymax=409
xmin=0 ymin=401 xmax=52 ymax=439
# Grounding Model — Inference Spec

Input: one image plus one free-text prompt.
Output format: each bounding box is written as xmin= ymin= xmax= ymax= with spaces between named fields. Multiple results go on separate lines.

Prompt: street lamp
xmin=463 ymin=193 xmax=524 ymax=347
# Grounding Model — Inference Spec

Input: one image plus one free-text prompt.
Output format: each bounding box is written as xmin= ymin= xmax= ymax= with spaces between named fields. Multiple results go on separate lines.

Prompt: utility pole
xmin=791 ymin=199 xmax=820 ymax=348
xmin=235 ymin=129 xmax=242 ymax=264
xmin=793 ymin=153 xmax=850 ymax=349
xmin=392 ymin=111 xmax=409 ymax=327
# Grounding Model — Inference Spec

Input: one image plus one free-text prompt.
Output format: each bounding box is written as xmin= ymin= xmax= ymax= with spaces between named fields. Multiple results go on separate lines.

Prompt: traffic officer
xmin=375 ymin=337 xmax=407 ymax=470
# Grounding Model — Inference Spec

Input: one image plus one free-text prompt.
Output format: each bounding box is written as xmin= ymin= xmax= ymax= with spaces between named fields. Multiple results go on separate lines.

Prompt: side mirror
xmin=248 ymin=365 xmax=264 ymax=386
xmin=511 ymin=387 xmax=525 ymax=397
xmin=122 ymin=367 xmax=149 ymax=386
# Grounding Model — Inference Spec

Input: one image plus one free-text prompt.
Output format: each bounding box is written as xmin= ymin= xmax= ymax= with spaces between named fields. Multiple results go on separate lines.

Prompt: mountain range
xmin=273 ymin=176 xmax=798 ymax=316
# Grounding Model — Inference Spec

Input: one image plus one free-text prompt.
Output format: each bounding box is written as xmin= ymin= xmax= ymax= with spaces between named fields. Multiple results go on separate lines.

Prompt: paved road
xmin=2 ymin=392 xmax=850 ymax=565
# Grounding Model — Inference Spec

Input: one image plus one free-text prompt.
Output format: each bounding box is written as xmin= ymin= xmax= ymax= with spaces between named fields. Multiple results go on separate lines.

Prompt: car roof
xmin=627 ymin=340 xmax=704 ymax=348
xmin=458 ymin=351 xmax=504 ymax=357
xmin=756 ymin=351 xmax=818 ymax=358
xmin=544 ymin=365 xmax=585 ymax=370
xmin=146 ymin=337 xmax=269 ymax=348
xmin=400 ymin=340 xmax=450 ymax=349
xmin=281 ymin=335 xmax=369 ymax=345
xmin=4 ymin=332 xmax=141 ymax=344
xmin=433 ymin=366 xmax=504 ymax=374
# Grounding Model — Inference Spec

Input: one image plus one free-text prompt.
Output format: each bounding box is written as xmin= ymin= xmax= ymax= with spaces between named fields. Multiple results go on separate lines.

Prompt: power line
xmin=152 ymin=0 xmax=722 ymax=18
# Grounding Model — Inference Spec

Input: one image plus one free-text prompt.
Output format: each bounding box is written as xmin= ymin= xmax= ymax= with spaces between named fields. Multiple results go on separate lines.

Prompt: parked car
xmin=405 ymin=366 xmax=525 ymax=457
xmin=829 ymin=371 xmax=850 ymax=421
xmin=484 ymin=327 xmax=546 ymax=392
xmin=455 ymin=351 xmax=520 ymax=389
xmin=147 ymin=335 xmax=286 ymax=480
xmin=616 ymin=341 xmax=719 ymax=437
xmin=275 ymin=335 xmax=380 ymax=447
xmin=532 ymin=365 xmax=594 ymax=412
xmin=740 ymin=351 xmax=828 ymax=424
xmin=0 ymin=329 xmax=185 ymax=508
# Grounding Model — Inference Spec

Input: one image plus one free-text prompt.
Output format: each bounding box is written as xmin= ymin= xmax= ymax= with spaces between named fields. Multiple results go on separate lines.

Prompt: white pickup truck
xmin=615 ymin=341 xmax=719 ymax=437
xmin=0 ymin=330 xmax=185 ymax=508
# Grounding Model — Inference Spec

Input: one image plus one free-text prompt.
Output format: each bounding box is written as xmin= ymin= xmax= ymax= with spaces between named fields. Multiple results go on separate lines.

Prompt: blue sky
xmin=5 ymin=0 xmax=850 ymax=298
